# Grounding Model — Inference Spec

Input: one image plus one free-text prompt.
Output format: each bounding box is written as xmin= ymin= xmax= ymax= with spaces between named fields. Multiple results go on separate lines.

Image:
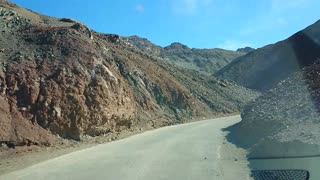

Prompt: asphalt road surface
xmin=0 ymin=115 xmax=251 ymax=180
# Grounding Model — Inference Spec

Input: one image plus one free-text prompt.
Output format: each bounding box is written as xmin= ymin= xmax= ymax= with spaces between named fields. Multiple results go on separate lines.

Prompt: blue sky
xmin=11 ymin=0 xmax=320 ymax=50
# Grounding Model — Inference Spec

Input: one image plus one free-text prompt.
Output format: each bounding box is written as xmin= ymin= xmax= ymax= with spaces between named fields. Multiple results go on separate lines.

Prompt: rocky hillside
xmin=151 ymin=57 xmax=259 ymax=114
xmin=217 ymin=20 xmax=320 ymax=91
xmin=226 ymin=61 xmax=320 ymax=158
xmin=124 ymin=36 xmax=246 ymax=75
xmin=0 ymin=1 xmax=258 ymax=147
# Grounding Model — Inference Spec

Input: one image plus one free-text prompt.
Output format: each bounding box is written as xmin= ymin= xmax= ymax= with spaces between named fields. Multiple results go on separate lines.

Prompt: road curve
xmin=0 ymin=115 xmax=251 ymax=180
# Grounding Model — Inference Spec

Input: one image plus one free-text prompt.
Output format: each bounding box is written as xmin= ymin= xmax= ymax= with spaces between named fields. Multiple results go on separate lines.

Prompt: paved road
xmin=0 ymin=115 xmax=250 ymax=180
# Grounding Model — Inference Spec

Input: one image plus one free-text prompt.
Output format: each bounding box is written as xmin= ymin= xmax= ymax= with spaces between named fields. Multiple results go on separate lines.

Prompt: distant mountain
xmin=216 ymin=20 xmax=320 ymax=91
xmin=124 ymin=36 xmax=246 ymax=75
xmin=236 ymin=47 xmax=255 ymax=53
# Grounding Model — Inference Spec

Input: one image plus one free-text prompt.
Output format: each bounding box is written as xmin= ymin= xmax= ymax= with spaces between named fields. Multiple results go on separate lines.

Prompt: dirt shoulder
xmin=0 ymin=128 xmax=143 ymax=175
xmin=218 ymin=136 xmax=252 ymax=179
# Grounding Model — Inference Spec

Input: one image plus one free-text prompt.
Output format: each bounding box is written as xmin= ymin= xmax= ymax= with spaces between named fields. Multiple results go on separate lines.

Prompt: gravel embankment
xmin=227 ymin=62 xmax=320 ymax=158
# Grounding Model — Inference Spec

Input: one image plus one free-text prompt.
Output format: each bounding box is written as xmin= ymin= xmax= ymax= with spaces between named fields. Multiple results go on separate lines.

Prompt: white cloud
xmin=170 ymin=0 xmax=214 ymax=15
xmin=217 ymin=40 xmax=253 ymax=51
xmin=136 ymin=4 xmax=144 ymax=13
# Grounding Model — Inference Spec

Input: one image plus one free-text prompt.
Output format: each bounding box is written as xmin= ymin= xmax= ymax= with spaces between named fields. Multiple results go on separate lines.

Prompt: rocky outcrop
xmin=122 ymin=35 xmax=162 ymax=56
xmin=164 ymin=42 xmax=190 ymax=52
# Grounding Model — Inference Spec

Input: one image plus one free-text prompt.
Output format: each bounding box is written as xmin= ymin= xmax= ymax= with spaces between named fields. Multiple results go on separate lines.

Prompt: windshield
xmin=0 ymin=0 xmax=319 ymax=180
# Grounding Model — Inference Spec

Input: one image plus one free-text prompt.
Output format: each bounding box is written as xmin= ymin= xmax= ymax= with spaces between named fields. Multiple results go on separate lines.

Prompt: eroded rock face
xmin=2 ymin=26 xmax=139 ymax=141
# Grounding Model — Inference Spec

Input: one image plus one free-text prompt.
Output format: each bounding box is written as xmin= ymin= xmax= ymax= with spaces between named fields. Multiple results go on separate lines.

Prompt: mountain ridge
xmin=124 ymin=35 xmax=247 ymax=75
